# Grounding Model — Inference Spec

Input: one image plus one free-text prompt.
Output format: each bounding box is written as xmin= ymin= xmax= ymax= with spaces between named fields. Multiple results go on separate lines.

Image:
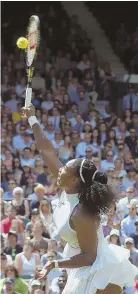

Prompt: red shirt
xmin=1 ymin=217 xmax=24 ymax=234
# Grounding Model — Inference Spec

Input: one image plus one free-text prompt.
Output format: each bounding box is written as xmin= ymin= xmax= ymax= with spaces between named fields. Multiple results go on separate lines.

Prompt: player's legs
xmin=96 ymin=284 xmax=122 ymax=294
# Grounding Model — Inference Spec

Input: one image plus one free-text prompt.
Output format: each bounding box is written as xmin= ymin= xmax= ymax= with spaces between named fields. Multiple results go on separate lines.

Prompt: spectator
xmin=0 ymin=253 xmax=8 ymax=279
xmin=3 ymin=179 xmax=16 ymax=201
xmin=117 ymin=187 xmax=136 ymax=215
xmin=15 ymin=240 xmax=40 ymax=276
xmin=1 ymin=205 xmax=24 ymax=234
xmin=108 ymin=229 xmax=121 ymax=246
xmin=58 ymin=136 xmax=73 ymax=165
xmin=121 ymin=200 xmax=138 ymax=237
xmin=124 ymin=237 xmax=138 ymax=267
xmin=1 ymin=277 xmax=21 ymax=294
xmin=20 ymin=148 xmax=35 ymax=168
xmin=101 ymin=151 xmax=115 ymax=172
xmin=10 ymin=187 xmax=30 ymax=219
xmin=30 ymin=221 xmax=49 ymax=253
xmin=0 ymin=265 xmax=28 ymax=294
xmin=130 ymin=219 xmax=138 ymax=249
xmin=30 ymin=184 xmax=48 ymax=210
xmin=4 ymin=231 xmax=23 ymax=261
xmin=26 ymin=208 xmax=40 ymax=238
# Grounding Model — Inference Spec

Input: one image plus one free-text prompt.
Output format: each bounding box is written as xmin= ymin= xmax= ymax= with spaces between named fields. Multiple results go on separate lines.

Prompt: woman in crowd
xmin=58 ymin=135 xmax=73 ymax=165
xmin=40 ymin=199 xmax=57 ymax=238
xmin=108 ymin=229 xmax=121 ymax=246
xmin=15 ymin=240 xmax=40 ymax=277
xmin=22 ymin=104 xmax=138 ymax=294
xmin=0 ymin=264 xmax=28 ymax=294
xmin=10 ymin=187 xmax=30 ymax=219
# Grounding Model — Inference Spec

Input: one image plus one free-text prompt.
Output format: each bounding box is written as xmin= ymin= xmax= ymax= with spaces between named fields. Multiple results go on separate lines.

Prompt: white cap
xmin=127 ymin=199 xmax=138 ymax=208
xmin=125 ymin=237 xmax=134 ymax=244
xmin=31 ymin=280 xmax=41 ymax=287
xmin=110 ymin=229 xmax=120 ymax=237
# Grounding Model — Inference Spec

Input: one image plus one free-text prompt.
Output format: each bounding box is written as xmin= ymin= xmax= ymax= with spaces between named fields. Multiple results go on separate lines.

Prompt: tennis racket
xmin=25 ymin=15 xmax=40 ymax=107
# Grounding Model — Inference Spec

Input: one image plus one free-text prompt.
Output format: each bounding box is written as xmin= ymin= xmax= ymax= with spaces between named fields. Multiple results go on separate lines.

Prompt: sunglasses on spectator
xmin=8 ymin=182 xmax=15 ymax=185
xmin=135 ymin=223 xmax=138 ymax=226
xmin=86 ymin=150 xmax=92 ymax=153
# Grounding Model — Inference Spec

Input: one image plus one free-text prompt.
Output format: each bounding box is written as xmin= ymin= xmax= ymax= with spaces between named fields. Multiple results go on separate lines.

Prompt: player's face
xmin=57 ymin=160 xmax=79 ymax=191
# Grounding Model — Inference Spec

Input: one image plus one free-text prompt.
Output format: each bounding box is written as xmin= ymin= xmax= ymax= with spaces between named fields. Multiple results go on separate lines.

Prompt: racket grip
xmin=25 ymin=87 xmax=32 ymax=107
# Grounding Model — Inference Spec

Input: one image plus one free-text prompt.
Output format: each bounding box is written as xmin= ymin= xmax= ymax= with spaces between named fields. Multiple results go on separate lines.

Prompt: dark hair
xmin=74 ymin=159 xmax=116 ymax=215
xmin=4 ymin=265 xmax=19 ymax=278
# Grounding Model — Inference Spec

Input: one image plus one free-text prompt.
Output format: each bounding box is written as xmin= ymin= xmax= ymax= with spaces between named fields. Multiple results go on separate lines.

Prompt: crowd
xmin=1 ymin=5 xmax=138 ymax=294
xmin=116 ymin=22 xmax=138 ymax=74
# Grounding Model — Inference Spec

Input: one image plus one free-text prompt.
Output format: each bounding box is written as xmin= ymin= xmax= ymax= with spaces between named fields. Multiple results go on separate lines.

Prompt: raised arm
xmin=22 ymin=105 xmax=63 ymax=177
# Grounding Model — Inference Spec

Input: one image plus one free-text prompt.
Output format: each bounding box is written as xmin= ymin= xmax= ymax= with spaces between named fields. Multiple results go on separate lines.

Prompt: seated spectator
xmin=58 ymin=136 xmax=73 ymax=165
xmin=108 ymin=229 xmax=121 ymax=246
xmin=29 ymin=279 xmax=41 ymax=294
xmin=4 ymin=231 xmax=23 ymax=261
xmin=134 ymin=174 xmax=138 ymax=197
xmin=23 ymin=174 xmax=35 ymax=198
xmin=30 ymin=184 xmax=48 ymax=210
xmin=1 ymin=205 xmax=24 ymax=234
xmin=2 ymin=179 xmax=16 ymax=201
xmin=30 ymin=221 xmax=49 ymax=254
xmin=121 ymin=200 xmax=138 ymax=237
xmin=36 ymin=165 xmax=50 ymax=186
xmin=122 ymin=168 xmax=136 ymax=190
xmin=9 ymin=187 xmax=30 ymax=219
xmin=101 ymin=151 xmax=115 ymax=172
xmin=1 ymin=277 xmax=21 ymax=294
xmin=0 ymin=265 xmax=28 ymax=294
xmin=75 ymin=134 xmax=92 ymax=158
xmin=15 ymin=240 xmax=40 ymax=276
xmin=41 ymin=91 xmax=54 ymax=111
xmin=20 ymin=148 xmax=35 ymax=168
xmin=41 ymin=239 xmax=63 ymax=267
xmin=32 ymin=70 xmax=46 ymax=91
xmin=124 ymin=237 xmax=138 ymax=267
xmin=45 ymin=251 xmax=62 ymax=287
xmin=0 ymin=253 xmax=8 ymax=279
xmin=117 ymin=186 xmax=136 ymax=215
xmin=10 ymin=220 xmax=25 ymax=247
xmin=50 ymin=272 xmax=67 ymax=294
xmin=26 ymin=208 xmax=40 ymax=238
xmin=40 ymin=200 xmax=57 ymax=236
xmin=130 ymin=219 xmax=138 ymax=249
xmin=3 ymin=149 xmax=13 ymax=170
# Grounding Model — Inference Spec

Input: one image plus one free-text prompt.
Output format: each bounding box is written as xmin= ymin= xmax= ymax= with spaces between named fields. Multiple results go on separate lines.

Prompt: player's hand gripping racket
xmin=25 ymin=15 xmax=40 ymax=107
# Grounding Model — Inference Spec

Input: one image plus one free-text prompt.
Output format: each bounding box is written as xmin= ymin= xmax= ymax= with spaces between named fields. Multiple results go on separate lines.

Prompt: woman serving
xmin=22 ymin=105 xmax=138 ymax=294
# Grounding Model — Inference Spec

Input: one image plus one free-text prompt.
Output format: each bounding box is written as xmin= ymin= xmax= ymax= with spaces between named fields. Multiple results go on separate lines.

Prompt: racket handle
xmin=25 ymin=87 xmax=32 ymax=107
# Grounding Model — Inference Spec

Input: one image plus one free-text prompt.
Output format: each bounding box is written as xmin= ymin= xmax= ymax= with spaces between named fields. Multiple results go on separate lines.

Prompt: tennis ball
xmin=16 ymin=37 xmax=28 ymax=49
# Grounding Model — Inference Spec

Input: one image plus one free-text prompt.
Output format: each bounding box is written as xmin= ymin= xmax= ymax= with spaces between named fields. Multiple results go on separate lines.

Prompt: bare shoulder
xmin=72 ymin=203 xmax=100 ymax=230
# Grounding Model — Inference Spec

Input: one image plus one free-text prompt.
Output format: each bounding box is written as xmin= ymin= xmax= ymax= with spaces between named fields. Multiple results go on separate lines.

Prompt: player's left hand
xmin=35 ymin=261 xmax=54 ymax=280
xmin=21 ymin=104 xmax=35 ymax=119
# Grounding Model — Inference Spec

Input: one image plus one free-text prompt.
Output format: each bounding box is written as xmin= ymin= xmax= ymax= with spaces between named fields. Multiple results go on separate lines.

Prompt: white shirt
xmin=41 ymin=101 xmax=54 ymax=111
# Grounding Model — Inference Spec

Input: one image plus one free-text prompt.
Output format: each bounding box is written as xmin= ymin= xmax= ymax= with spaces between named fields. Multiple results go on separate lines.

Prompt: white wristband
xmin=53 ymin=260 xmax=59 ymax=269
xmin=28 ymin=116 xmax=39 ymax=128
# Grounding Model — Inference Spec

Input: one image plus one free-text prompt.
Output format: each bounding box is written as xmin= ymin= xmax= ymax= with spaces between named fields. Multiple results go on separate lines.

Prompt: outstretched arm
xmin=22 ymin=105 xmax=62 ymax=177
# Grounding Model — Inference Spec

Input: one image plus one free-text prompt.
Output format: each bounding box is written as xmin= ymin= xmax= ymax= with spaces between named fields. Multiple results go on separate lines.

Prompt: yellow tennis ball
xmin=16 ymin=37 xmax=28 ymax=49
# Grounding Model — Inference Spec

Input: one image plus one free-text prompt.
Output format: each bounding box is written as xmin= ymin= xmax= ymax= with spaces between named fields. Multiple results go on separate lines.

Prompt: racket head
xmin=26 ymin=15 xmax=40 ymax=67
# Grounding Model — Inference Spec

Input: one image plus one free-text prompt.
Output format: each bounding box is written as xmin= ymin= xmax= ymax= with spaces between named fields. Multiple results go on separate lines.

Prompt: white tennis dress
xmin=53 ymin=192 xmax=138 ymax=294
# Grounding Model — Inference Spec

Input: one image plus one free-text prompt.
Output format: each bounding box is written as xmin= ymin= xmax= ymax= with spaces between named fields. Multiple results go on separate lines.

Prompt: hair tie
xmin=80 ymin=159 xmax=85 ymax=183
xmin=92 ymin=170 xmax=98 ymax=181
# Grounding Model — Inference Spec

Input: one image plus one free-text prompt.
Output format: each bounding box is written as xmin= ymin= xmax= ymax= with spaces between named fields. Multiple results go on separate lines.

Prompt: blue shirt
xmin=121 ymin=215 xmax=138 ymax=237
xmin=100 ymin=160 xmax=115 ymax=172
xmin=75 ymin=142 xmax=93 ymax=158
xmin=123 ymin=93 xmax=138 ymax=112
